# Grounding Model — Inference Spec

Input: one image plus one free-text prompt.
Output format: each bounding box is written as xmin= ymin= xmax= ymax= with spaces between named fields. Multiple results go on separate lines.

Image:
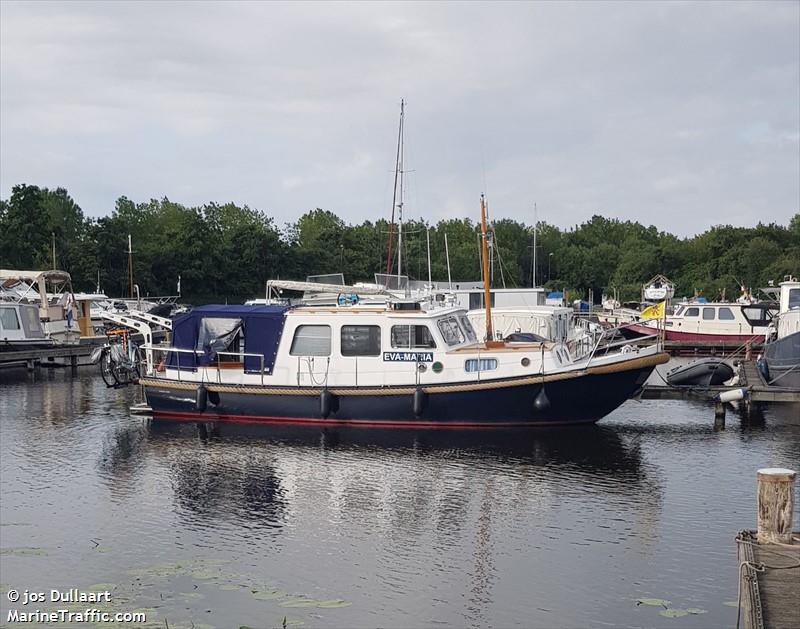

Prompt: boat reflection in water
xmin=129 ymin=419 xmax=663 ymax=539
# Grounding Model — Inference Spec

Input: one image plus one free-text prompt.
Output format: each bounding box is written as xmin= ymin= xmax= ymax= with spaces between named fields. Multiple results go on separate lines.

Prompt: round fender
xmin=320 ymin=389 xmax=336 ymax=419
xmin=413 ymin=387 xmax=427 ymax=418
xmin=533 ymin=387 xmax=550 ymax=412
xmin=195 ymin=385 xmax=208 ymax=412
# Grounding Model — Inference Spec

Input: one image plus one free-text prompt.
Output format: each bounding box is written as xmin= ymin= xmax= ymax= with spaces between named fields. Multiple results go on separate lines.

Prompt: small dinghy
xmin=666 ymin=357 xmax=734 ymax=387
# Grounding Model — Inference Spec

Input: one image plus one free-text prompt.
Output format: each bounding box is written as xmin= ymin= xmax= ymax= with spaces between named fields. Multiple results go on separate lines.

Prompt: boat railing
xmin=582 ymin=320 xmax=661 ymax=369
xmin=141 ymin=345 xmax=267 ymax=385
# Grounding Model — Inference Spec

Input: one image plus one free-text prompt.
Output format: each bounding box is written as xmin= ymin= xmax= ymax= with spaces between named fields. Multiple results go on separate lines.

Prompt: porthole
xmin=432 ymin=361 xmax=444 ymax=373
xmin=521 ymin=357 xmax=531 ymax=367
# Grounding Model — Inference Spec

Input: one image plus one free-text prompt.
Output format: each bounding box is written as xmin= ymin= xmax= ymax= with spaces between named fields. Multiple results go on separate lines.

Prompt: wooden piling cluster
xmin=736 ymin=469 xmax=799 ymax=629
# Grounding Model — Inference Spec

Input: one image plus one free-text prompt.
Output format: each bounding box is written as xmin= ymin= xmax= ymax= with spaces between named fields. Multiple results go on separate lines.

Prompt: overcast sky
xmin=1 ymin=1 xmax=798 ymax=237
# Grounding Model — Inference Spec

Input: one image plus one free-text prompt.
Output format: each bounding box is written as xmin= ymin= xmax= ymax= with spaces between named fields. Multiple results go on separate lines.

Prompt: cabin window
xmin=341 ymin=325 xmax=381 ymax=356
xmin=391 ymin=325 xmax=436 ymax=349
xmin=674 ymin=306 xmax=684 ymax=315
xmin=684 ymin=307 xmax=699 ymax=317
xmin=702 ymin=307 xmax=715 ymax=320
xmin=20 ymin=307 xmax=42 ymax=335
xmin=465 ymin=358 xmax=498 ymax=372
xmin=468 ymin=292 xmax=495 ymax=310
xmin=196 ymin=318 xmax=242 ymax=363
xmin=290 ymin=325 xmax=331 ymax=356
xmin=0 ymin=307 xmax=20 ymax=330
xmin=741 ymin=307 xmax=772 ymax=327
xmin=437 ymin=317 xmax=465 ymax=346
xmin=789 ymin=288 xmax=800 ymax=310
xmin=459 ymin=316 xmax=478 ymax=342
xmin=718 ymin=307 xmax=735 ymax=320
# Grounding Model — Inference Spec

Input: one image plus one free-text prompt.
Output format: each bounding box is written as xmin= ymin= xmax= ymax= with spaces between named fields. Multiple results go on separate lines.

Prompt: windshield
xmin=437 ymin=317 xmax=465 ymax=346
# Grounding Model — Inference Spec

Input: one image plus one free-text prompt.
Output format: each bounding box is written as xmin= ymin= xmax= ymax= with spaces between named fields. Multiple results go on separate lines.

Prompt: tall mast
xmin=397 ymin=103 xmax=405 ymax=285
xmin=532 ymin=202 xmax=537 ymax=288
xmin=426 ymin=226 xmax=432 ymax=286
xmin=444 ymin=233 xmax=452 ymax=289
xmin=385 ymin=99 xmax=404 ymax=278
xmin=127 ymin=234 xmax=134 ymax=299
xmin=480 ymin=195 xmax=494 ymax=342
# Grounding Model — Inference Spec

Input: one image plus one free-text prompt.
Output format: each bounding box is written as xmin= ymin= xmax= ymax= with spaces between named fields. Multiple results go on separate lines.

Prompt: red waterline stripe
xmin=151 ymin=409 xmax=596 ymax=429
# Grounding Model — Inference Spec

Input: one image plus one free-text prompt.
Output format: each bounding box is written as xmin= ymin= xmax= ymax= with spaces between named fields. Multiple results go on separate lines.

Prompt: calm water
xmin=1 ymin=368 xmax=798 ymax=629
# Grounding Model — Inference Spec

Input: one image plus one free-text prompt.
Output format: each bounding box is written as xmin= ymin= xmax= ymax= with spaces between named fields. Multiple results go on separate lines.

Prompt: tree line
xmin=1 ymin=183 xmax=798 ymax=304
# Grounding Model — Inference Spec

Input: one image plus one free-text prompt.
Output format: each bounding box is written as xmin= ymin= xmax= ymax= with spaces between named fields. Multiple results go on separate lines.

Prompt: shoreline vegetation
xmin=1 ymin=183 xmax=798 ymax=304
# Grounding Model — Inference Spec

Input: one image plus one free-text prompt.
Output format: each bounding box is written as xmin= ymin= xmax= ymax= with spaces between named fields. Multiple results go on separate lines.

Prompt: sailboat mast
xmin=426 ymin=227 xmax=432 ymax=285
xmin=480 ymin=195 xmax=494 ymax=342
xmin=127 ymin=234 xmax=134 ymax=299
xmin=533 ymin=202 xmax=537 ymax=288
xmin=397 ymin=104 xmax=405 ymax=284
xmin=445 ymin=233 xmax=452 ymax=289
xmin=385 ymin=99 xmax=404 ymax=278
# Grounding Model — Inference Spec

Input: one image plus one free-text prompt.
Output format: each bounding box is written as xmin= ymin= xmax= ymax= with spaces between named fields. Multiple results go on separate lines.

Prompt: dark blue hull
xmin=763 ymin=330 xmax=800 ymax=388
xmin=141 ymin=354 xmax=666 ymax=427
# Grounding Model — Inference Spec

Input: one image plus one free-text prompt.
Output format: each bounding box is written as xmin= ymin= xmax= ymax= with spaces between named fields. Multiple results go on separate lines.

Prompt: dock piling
xmin=714 ymin=401 xmax=726 ymax=429
xmin=756 ymin=468 xmax=796 ymax=545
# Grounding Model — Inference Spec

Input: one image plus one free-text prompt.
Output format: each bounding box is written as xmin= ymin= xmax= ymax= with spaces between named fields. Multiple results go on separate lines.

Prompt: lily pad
xmin=279 ymin=597 xmax=318 ymax=608
xmin=686 ymin=608 xmax=707 ymax=615
xmin=219 ymin=584 xmax=244 ymax=591
xmin=84 ymin=583 xmax=117 ymax=591
xmin=315 ymin=599 xmax=352 ymax=609
xmin=637 ymin=598 xmax=671 ymax=607
xmin=0 ymin=547 xmax=48 ymax=556
xmin=659 ymin=608 xmax=690 ymax=618
xmin=724 ymin=601 xmax=740 ymax=608
xmin=252 ymin=589 xmax=286 ymax=601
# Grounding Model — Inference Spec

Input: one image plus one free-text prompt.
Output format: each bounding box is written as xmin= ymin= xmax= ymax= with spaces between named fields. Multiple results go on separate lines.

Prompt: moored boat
xmin=624 ymin=301 xmax=775 ymax=343
xmin=665 ymin=357 xmax=734 ymax=386
xmin=139 ymin=301 xmax=668 ymax=427
xmin=762 ymin=277 xmax=800 ymax=388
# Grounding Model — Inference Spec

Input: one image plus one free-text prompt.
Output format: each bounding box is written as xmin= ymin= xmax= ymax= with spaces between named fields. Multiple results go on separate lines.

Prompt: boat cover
xmin=168 ymin=304 xmax=289 ymax=372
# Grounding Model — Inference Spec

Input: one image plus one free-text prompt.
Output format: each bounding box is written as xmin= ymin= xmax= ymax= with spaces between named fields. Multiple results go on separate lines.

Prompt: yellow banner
xmin=640 ymin=301 xmax=665 ymax=320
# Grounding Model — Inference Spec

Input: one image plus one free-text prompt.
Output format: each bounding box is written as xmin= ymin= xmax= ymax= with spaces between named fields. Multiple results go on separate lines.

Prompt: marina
xmin=0 ymin=368 xmax=798 ymax=628
xmin=2 ymin=2 xmax=798 ymax=627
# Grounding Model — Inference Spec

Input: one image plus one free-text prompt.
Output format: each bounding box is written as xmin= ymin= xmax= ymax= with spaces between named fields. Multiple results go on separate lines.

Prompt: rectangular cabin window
xmin=290 ymin=325 xmax=331 ymax=356
xmin=684 ymin=307 xmax=699 ymax=317
xmin=459 ymin=316 xmax=478 ymax=343
xmin=789 ymin=288 xmax=800 ymax=310
xmin=437 ymin=317 xmax=465 ymax=346
xmin=196 ymin=318 xmax=242 ymax=364
xmin=718 ymin=307 xmax=735 ymax=320
xmin=674 ymin=306 xmax=684 ymax=315
xmin=341 ymin=325 xmax=381 ymax=356
xmin=702 ymin=307 xmax=715 ymax=320
xmin=741 ymin=307 xmax=772 ymax=327
xmin=391 ymin=325 xmax=436 ymax=349
xmin=469 ymin=292 xmax=495 ymax=310
xmin=465 ymin=358 xmax=498 ymax=372
xmin=0 ymin=307 xmax=20 ymax=330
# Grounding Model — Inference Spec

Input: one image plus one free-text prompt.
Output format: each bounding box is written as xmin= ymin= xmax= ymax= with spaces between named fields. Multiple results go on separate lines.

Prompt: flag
xmin=640 ymin=301 xmax=665 ymax=320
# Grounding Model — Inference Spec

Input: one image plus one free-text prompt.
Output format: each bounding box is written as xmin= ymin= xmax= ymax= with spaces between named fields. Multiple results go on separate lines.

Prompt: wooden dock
xmin=0 ymin=344 xmax=96 ymax=371
xmin=640 ymin=359 xmax=800 ymax=404
xmin=663 ymin=339 xmax=760 ymax=357
xmin=736 ymin=530 xmax=799 ymax=629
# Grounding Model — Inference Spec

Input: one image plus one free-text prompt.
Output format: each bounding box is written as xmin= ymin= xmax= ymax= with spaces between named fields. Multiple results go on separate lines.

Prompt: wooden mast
xmin=479 ymin=194 xmax=495 ymax=343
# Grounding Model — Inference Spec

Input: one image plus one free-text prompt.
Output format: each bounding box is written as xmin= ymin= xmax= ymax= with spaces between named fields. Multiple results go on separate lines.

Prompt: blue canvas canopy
xmin=168 ymin=304 xmax=289 ymax=372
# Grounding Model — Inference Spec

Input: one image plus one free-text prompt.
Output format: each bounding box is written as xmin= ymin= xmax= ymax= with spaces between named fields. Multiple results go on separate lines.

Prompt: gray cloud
xmin=1 ymin=0 xmax=797 ymax=236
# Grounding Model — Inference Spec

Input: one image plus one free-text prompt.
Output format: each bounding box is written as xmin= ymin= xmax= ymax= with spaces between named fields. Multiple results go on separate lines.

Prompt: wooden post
xmin=757 ymin=468 xmax=796 ymax=544
xmin=714 ymin=401 xmax=726 ymax=430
